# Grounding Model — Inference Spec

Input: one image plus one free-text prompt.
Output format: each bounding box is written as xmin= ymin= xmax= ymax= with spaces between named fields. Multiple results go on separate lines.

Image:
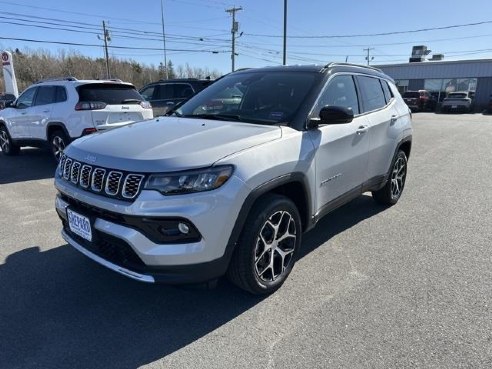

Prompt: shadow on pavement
xmin=0 ymin=195 xmax=386 ymax=368
xmin=0 ymin=148 xmax=56 ymax=185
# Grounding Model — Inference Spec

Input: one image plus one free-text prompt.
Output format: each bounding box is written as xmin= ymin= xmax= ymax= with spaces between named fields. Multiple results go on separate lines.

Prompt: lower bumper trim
xmin=62 ymin=229 xmax=155 ymax=283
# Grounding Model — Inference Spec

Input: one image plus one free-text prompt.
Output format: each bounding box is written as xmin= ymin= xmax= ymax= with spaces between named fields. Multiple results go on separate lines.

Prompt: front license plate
xmin=67 ymin=208 xmax=92 ymax=242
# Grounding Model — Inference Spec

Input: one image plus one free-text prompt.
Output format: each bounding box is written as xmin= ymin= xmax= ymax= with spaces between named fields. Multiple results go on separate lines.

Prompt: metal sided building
xmin=376 ymin=58 xmax=492 ymax=112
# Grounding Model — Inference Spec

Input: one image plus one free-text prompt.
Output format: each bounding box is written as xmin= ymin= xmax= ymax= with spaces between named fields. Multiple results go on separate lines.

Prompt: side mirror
xmin=307 ymin=106 xmax=354 ymax=129
xmin=5 ymin=101 xmax=15 ymax=108
xmin=319 ymin=106 xmax=354 ymax=124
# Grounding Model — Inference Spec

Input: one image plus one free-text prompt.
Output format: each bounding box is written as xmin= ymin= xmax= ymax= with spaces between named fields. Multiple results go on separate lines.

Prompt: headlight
xmin=144 ymin=165 xmax=234 ymax=195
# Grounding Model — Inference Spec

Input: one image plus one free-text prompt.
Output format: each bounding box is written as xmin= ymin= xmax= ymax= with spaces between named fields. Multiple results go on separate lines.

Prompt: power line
xmin=244 ymin=20 xmax=492 ymax=39
xmin=0 ymin=36 xmax=229 ymax=53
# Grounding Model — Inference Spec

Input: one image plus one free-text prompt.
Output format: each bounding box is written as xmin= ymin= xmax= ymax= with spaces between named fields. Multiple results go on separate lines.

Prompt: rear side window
xmin=56 ymin=87 xmax=67 ymax=103
xmin=77 ymin=84 xmax=142 ymax=105
xmin=34 ymin=86 xmax=56 ymax=106
xmin=155 ymin=84 xmax=174 ymax=99
xmin=381 ymin=80 xmax=394 ymax=104
xmin=357 ymin=76 xmax=386 ymax=112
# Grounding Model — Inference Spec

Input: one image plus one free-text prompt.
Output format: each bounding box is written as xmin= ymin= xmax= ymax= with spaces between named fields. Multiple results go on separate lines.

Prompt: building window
xmin=395 ymin=80 xmax=409 ymax=93
xmin=424 ymin=78 xmax=477 ymax=102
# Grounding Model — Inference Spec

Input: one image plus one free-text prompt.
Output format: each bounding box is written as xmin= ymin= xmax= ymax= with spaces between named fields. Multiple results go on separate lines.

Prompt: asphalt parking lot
xmin=1 ymin=113 xmax=491 ymax=369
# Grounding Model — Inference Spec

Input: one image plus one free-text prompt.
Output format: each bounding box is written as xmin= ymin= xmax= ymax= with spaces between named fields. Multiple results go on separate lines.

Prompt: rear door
xmin=309 ymin=74 xmax=370 ymax=212
xmin=29 ymin=85 xmax=57 ymax=139
xmin=357 ymin=76 xmax=399 ymax=180
xmin=76 ymin=83 xmax=150 ymax=129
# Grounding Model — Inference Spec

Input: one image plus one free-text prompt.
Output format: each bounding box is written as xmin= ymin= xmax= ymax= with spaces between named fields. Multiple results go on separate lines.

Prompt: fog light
xmin=178 ymin=222 xmax=190 ymax=234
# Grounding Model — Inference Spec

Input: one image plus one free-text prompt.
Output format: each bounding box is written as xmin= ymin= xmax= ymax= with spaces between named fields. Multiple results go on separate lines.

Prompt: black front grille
xmin=59 ymin=154 xmax=145 ymax=201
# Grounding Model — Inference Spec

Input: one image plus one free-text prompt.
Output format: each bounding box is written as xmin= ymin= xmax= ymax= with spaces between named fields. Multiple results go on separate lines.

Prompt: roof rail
xmin=158 ymin=77 xmax=199 ymax=82
xmin=34 ymin=76 xmax=78 ymax=84
xmin=325 ymin=62 xmax=383 ymax=73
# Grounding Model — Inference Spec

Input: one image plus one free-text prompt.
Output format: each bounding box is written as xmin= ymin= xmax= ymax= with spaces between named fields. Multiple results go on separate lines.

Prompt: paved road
xmin=1 ymin=113 xmax=491 ymax=369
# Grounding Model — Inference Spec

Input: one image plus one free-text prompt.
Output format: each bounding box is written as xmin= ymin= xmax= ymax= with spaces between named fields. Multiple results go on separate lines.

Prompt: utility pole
xmin=160 ymin=0 xmax=168 ymax=79
xmin=100 ymin=21 xmax=111 ymax=78
xmin=283 ymin=0 xmax=287 ymax=65
xmin=226 ymin=6 xmax=242 ymax=72
xmin=364 ymin=47 xmax=374 ymax=66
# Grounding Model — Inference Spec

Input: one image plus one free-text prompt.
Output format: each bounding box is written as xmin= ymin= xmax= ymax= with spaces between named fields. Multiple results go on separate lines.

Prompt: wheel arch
xmin=398 ymin=137 xmax=412 ymax=160
xmin=223 ymin=172 xmax=312 ymax=266
xmin=46 ymin=122 xmax=70 ymax=142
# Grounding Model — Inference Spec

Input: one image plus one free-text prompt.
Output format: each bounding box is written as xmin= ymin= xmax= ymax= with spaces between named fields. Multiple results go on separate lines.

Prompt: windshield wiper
xmin=181 ymin=113 xmax=241 ymax=121
xmin=121 ymin=98 xmax=142 ymax=104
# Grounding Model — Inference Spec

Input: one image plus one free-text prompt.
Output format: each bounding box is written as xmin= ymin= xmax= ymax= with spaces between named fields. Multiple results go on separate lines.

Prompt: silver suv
xmin=0 ymin=77 xmax=153 ymax=161
xmin=54 ymin=63 xmax=412 ymax=295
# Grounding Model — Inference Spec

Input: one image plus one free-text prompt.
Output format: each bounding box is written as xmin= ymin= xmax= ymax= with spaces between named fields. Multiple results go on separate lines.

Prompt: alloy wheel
xmin=254 ymin=210 xmax=297 ymax=282
xmin=0 ymin=130 xmax=10 ymax=152
xmin=391 ymin=156 xmax=407 ymax=198
xmin=52 ymin=135 xmax=65 ymax=161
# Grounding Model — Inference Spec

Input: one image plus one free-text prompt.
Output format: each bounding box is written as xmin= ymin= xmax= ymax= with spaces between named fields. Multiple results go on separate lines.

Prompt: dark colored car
xmin=0 ymin=93 xmax=16 ymax=109
xmin=139 ymin=78 xmax=214 ymax=116
xmin=402 ymin=90 xmax=436 ymax=112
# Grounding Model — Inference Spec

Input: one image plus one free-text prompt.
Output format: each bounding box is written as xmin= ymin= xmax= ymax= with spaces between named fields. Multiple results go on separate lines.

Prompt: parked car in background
xmin=0 ymin=93 xmax=16 ymax=110
xmin=139 ymin=78 xmax=214 ymax=116
xmin=441 ymin=91 xmax=473 ymax=113
xmin=55 ymin=63 xmax=412 ymax=295
xmin=0 ymin=77 xmax=153 ymax=161
xmin=402 ymin=90 xmax=436 ymax=112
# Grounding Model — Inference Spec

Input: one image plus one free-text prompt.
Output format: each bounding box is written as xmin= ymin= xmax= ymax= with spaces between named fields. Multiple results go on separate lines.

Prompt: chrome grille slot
xmin=80 ymin=165 xmax=92 ymax=188
xmin=91 ymin=168 xmax=106 ymax=192
xmin=105 ymin=171 xmax=123 ymax=196
xmin=122 ymin=174 xmax=145 ymax=199
xmin=70 ymin=162 xmax=81 ymax=184
xmin=59 ymin=154 xmax=67 ymax=176
xmin=63 ymin=158 xmax=72 ymax=180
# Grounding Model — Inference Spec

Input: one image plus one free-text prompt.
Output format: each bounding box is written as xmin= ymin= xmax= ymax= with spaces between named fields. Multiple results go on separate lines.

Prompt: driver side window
xmin=313 ymin=75 xmax=359 ymax=116
xmin=16 ymin=87 xmax=37 ymax=109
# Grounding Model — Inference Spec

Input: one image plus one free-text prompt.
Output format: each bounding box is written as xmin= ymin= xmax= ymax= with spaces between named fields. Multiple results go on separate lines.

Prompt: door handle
xmin=21 ymin=112 xmax=27 ymax=115
xmin=42 ymin=110 xmax=50 ymax=113
xmin=390 ymin=115 xmax=399 ymax=124
xmin=356 ymin=125 xmax=369 ymax=135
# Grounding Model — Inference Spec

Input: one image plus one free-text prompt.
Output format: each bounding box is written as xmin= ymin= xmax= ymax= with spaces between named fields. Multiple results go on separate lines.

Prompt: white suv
xmin=54 ymin=63 xmax=412 ymax=294
xmin=0 ymin=78 xmax=153 ymax=161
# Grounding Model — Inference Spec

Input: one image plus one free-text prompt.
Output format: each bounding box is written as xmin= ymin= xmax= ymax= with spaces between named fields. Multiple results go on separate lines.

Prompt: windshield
xmin=174 ymin=71 xmax=318 ymax=125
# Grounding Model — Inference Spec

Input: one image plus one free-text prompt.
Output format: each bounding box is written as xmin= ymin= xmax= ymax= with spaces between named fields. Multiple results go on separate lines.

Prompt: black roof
xmin=232 ymin=62 xmax=392 ymax=81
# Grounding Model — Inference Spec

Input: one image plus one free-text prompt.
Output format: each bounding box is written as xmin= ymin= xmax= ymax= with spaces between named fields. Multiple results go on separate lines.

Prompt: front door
xmin=308 ymin=74 xmax=370 ymax=214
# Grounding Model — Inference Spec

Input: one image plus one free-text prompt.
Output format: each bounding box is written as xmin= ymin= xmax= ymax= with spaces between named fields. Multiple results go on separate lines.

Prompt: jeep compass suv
xmin=54 ymin=63 xmax=412 ymax=295
xmin=0 ymin=77 xmax=153 ymax=161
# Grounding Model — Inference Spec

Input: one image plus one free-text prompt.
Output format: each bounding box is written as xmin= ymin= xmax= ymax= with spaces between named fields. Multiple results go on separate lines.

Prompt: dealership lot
xmin=1 ymin=113 xmax=491 ymax=368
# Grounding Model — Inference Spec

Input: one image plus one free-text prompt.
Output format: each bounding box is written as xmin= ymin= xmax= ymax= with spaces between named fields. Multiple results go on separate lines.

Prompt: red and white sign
xmin=2 ymin=52 xmax=10 ymax=65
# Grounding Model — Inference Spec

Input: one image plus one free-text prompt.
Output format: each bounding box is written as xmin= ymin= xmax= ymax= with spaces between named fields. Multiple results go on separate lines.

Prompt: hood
xmin=64 ymin=117 xmax=282 ymax=172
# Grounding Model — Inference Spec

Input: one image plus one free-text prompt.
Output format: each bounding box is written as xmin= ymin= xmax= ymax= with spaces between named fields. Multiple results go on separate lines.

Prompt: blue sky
xmin=0 ymin=0 xmax=491 ymax=75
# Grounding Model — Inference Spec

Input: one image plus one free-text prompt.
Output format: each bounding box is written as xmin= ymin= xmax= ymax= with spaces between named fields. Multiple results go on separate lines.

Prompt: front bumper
xmin=55 ymin=174 xmax=249 ymax=284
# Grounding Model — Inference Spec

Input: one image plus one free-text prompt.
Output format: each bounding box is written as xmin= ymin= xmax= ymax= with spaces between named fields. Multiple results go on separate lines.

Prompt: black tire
xmin=0 ymin=125 xmax=20 ymax=156
xmin=372 ymin=150 xmax=408 ymax=206
xmin=49 ymin=129 xmax=69 ymax=162
xmin=227 ymin=194 xmax=302 ymax=295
